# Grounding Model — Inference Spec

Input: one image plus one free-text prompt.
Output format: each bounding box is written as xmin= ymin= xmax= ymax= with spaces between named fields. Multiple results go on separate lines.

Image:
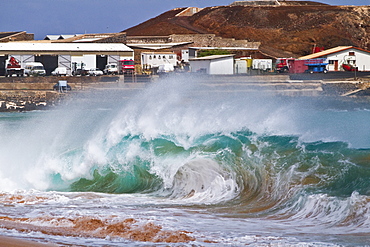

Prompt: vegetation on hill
xmin=198 ymin=49 xmax=231 ymax=57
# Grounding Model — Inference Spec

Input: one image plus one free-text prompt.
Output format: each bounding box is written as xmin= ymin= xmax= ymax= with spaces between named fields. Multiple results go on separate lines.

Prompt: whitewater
xmin=0 ymin=75 xmax=369 ymax=246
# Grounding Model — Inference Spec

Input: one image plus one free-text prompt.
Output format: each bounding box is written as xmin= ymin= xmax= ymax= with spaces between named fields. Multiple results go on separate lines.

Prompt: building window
xmin=158 ymin=55 xmax=161 ymax=59
xmin=329 ymin=60 xmax=335 ymax=64
xmin=149 ymin=55 xmax=152 ymax=60
xmin=169 ymin=55 xmax=173 ymax=59
xmin=153 ymin=55 xmax=156 ymax=59
xmin=349 ymin=52 xmax=355 ymax=56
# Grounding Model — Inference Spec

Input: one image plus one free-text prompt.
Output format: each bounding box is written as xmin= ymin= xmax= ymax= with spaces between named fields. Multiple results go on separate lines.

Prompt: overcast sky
xmin=1 ymin=0 xmax=368 ymax=40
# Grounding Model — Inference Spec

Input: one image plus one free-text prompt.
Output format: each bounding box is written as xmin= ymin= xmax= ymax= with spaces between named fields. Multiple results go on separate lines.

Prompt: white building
xmin=189 ymin=54 xmax=234 ymax=75
xmin=299 ymin=46 xmax=370 ymax=72
xmin=141 ymin=52 xmax=178 ymax=69
xmin=0 ymin=42 xmax=134 ymax=75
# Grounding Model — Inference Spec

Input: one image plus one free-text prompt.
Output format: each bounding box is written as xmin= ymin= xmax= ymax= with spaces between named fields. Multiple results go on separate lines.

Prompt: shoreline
xmin=0 ymin=235 xmax=58 ymax=247
xmin=0 ymin=74 xmax=369 ymax=112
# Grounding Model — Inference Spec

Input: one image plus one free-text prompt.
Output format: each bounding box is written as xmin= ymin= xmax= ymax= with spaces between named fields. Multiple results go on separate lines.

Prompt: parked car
xmin=51 ymin=67 xmax=67 ymax=76
xmin=88 ymin=68 xmax=103 ymax=76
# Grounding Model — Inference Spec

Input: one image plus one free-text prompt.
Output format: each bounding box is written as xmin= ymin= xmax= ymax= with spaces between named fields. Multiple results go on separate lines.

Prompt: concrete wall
xmin=126 ymin=36 xmax=170 ymax=44
xmin=190 ymin=60 xmax=210 ymax=73
xmin=170 ymin=34 xmax=260 ymax=48
xmin=209 ymin=57 xmax=234 ymax=74
xmin=190 ymin=57 xmax=234 ymax=74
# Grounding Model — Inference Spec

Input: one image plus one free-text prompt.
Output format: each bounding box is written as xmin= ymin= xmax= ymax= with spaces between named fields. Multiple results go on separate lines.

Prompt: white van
xmin=24 ymin=62 xmax=46 ymax=76
xmin=103 ymin=63 xmax=118 ymax=75
xmin=51 ymin=67 xmax=67 ymax=76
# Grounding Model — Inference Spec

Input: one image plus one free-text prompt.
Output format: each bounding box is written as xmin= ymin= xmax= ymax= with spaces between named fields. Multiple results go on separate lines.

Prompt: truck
xmin=119 ymin=59 xmax=135 ymax=74
xmin=277 ymin=58 xmax=329 ymax=74
xmin=5 ymin=56 xmax=24 ymax=77
xmin=103 ymin=63 xmax=118 ymax=75
xmin=304 ymin=59 xmax=328 ymax=73
xmin=275 ymin=58 xmax=294 ymax=73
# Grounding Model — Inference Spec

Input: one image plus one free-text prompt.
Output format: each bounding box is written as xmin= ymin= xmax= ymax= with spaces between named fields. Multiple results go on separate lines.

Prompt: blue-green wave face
xmin=66 ymin=130 xmax=370 ymax=206
xmin=0 ymin=79 xmax=369 ymax=210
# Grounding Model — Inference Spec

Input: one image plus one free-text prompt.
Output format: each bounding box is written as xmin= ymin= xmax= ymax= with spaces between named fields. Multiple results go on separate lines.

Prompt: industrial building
xmin=0 ymin=42 xmax=133 ymax=76
xmin=299 ymin=46 xmax=370 ymax=72
xmin=141 ymin=52 xmax=178 ymax=70
xmin=189 ymin=54 xmax=235 ymax=75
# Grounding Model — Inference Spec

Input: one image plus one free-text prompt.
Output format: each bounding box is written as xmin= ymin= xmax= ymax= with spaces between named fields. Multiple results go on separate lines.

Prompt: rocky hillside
xmin=123 ymin=2 xmax=370 ymax=56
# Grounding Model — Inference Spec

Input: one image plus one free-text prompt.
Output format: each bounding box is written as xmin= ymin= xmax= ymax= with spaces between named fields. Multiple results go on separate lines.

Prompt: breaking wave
xmin=0 ymin=77 xmax=370 ymax=235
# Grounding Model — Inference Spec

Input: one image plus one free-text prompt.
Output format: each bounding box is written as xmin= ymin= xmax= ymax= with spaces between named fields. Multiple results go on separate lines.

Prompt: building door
xmin=96 ymin=55 xmax=107 ymax=71
xmin=35 ymin=55 xmax=58 ymax=75
xmin=0 ymin=56 xmax=7 ymax=76
xmin=334 ymin=60 xmax=339 ymax=71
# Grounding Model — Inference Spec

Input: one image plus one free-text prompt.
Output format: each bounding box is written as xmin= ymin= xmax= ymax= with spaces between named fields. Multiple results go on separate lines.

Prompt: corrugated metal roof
xmin=127 ymin=42 xmax=192 ymax=50
xmin=299 ymin=46 xmax=354 ymax=59
xmin=189 ymin=54 xmax=235 ymax=60
xmin=0 ymin=42 xmax=133 ymax=52
xmin=44 ymin=35 xmax=60 ymax=40
xmin=141 ymin=52 xmax=176 ymax=54
xmin=190 ymin=46 xmax=259 ymax=50
xmin=60 ymin=35 xmax=79 ymax=39
xmin=73 ymin=38 xmax=103 ymax=42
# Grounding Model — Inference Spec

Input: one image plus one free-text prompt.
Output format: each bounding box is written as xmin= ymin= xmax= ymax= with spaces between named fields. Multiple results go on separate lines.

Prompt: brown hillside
xmin=123 ymin=3 xmax=370 ymax=56
xmin=124 ymin=8 xmax=207 ymax=36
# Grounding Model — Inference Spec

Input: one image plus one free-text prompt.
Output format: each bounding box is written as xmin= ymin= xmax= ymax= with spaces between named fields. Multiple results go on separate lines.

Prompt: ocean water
xmin=0 ymin=76 xmax=369 ymax=246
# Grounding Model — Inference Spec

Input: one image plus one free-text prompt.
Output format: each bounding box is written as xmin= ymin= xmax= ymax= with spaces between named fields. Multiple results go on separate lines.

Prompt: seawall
xmin=0 ymin=74 xmax=369 ymax=112
xmin=0 ymin=76 xmax=120 ymax=111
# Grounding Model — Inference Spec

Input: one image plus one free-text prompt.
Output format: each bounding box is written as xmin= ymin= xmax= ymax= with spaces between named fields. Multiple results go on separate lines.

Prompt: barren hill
xmin=123 ymin=2 xmax=370 ymax=56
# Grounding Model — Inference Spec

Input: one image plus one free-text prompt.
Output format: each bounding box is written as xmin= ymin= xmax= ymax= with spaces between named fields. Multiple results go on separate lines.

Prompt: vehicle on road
xmin=4 ymin=56 xmax=24 ymax=77
xmin=24 ymin=62 xmax=46 ymax=76
xmin=88 ymin=68 xmax=103 ymax=76
xmin=275 ymin=58 xmax=294 ymax=73
xmin=304 ymin=59 xmax=328 ymax=74
xmin=103 ymin=63 xmax=118 ymax=75
xmin=51 ymin=67 xmax=67 ymax=76
xmin=119 ymin=59 xmax=135 ymax=74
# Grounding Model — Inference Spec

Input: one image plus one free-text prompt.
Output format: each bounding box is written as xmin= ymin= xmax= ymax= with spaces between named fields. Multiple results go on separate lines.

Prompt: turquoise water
xmin=0 ymin=78 xmax=369 ymax=246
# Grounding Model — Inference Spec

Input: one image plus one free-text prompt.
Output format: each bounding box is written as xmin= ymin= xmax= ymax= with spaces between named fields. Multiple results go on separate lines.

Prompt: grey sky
xmin=0 ymin=0 xmax=368 ymax=40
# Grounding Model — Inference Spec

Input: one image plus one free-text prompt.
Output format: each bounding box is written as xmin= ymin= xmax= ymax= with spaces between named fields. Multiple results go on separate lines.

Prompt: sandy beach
xmin=0 ymin=235 xmax=58 ymax=247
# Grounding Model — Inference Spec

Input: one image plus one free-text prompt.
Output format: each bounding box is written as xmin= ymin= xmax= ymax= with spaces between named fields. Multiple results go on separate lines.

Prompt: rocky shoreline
xmin=0 ymin=74 xmax=369 ymax=112
xmin=0 ymin=75 xmax=121 ymax=112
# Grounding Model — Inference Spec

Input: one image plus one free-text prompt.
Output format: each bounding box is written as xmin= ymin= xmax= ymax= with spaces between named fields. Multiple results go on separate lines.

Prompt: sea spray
xmin=0 ymin=76 xmax=369 ymax=245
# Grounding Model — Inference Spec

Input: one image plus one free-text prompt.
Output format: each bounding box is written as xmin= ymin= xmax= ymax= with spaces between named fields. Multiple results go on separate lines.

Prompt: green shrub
xmin=198 ymin=49 xmax=230 ymax=57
